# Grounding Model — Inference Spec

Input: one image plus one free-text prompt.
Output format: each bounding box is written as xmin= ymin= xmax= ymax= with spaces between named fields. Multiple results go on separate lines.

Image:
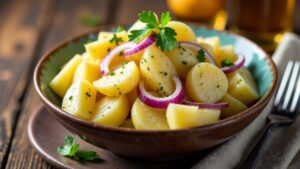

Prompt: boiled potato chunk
xmin=227 ymin=67 xmax=259 ymax=105
xmin=98 ymin=31 xmax=127 ymax=41
xmin=50 ymin=54 xmax=82 ymax=97
xmin=73 ymin=61 xmax=100 ymax=83
xmin=166 ymin=104 xmax=220 ymax=129
xmin=219 ymin=94 xmax=248 ymax=118
xmin=140 ymin=45 xmax=178 ymax=96
xmin=198 ymin=36 xmax=220 ymax=57
xmin=215 ymin=45 xmax=237 ymax=67
xmin=131 ymin=98 xmax=169 ymax=130
xmin=93 ymin=61 xmax=140 ymax=96
xmin=62 ymin=80 xmax=97 ymax=120
xmin=186 ymin=63 xmax=228 ymax=103
xmin=85 ymin=31 xmax=127 ymax=61
xmin=166 ymin=46 xmax=198 ymax=79
xmin=166 ymin=21 xmax=197 ymax=43
xmin=120 ymin=119 xmax=134 ymax=128
xmin=92 ymin=95 xmax=129 ymax=127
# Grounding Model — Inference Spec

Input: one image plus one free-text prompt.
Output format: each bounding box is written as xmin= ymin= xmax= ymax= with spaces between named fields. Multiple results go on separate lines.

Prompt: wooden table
xmin=0 ymin=0 xmax=299 ymax=168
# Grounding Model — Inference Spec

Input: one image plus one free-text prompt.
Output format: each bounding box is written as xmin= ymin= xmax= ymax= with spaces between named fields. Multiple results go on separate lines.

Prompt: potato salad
xmin=49 ymin=11 xmax=259 ymax=130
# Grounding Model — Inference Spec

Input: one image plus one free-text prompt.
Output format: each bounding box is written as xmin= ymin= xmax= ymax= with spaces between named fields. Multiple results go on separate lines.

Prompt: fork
xmin=238 ymin=60 xmax=300 ymax=169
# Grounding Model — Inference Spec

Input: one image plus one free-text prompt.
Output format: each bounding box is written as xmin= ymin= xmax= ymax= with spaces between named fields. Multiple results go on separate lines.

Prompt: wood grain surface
xmin=0 ymin=0 xmax=299 ymax=168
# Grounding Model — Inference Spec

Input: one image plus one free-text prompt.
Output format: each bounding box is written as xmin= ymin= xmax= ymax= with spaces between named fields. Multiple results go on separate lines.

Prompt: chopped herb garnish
xmin=68 ymin=96 xmax=73 ymax=101
xmin=182 ymin=61 xmax=187 ymax=65
xmin=107 ymin=106 xmax=111 ymax=109
xmin=196 ymin=49 xmax=206 ymax=62
xmin=216 ymin=85 xmax=220 ymax=88
xmin=80 ymin=15 xmax=101 ymax=27
xmin=86 ymin=92 xmax=91 ymax=97
xmin=221 ymin=59 xmax=234 ymax=67
xmin=109 ymin=33 xmax=123 ymax=45
xmin=109 ymin=72 xmax=116 ymax=76
xmin=116 ymin=25 xmax=125 ymax=32
xmin=107 ymin=48 xmax=111 ymax=52
xmin=128 ymin=11 xmax=177 ymax=51
xmin=57 ymin=136 xmax=101 ymax=162
xmin=151 ymin=55 xmax=155 ymax=58
xmin=160 ymin=86 xmax=164 ymax=90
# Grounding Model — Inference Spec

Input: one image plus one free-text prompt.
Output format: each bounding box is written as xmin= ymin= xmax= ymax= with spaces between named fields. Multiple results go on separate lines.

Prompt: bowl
xmin=33 ymin=25 xmax=277 ymax=160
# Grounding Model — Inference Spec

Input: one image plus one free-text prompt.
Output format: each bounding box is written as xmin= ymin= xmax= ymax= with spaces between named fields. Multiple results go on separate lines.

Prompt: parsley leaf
xmin=221 ymin=59 xmax=234 ymax=67
xmin=109 ymin=33 xmax=123 ymax=45
xmin=57 ymin=136 xmax=101 ymax=162
xmin=128 ymin=11 xmax=177 ymax=51
xmin=196 ymin=49 xmax=206 ymax=62
xmin=156 ymin=27 xmax=177 ymax=51
xmin=160 ymin=12 xmax=171 ymax=27
xmin=128 ymin=28 xmax=152 ymax=42
xmin=139 ymin=11 xmax=159 ymax=28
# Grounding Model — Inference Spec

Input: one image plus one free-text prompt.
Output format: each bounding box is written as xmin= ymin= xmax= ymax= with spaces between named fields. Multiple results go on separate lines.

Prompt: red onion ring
xmin=124 ymin=35 xmax=156 ymax=57
xmin=137 ymin=76 xmax=185 ymax=109
xmin=178 ymin=41 xmax=216 ymax=65
xmin=182 ymin=100 xmax=229 ymax=109
xmin=221 ymin=54 xmax=245 ymax=74
xmin=100 ymin=42 xmax=137 ymax=76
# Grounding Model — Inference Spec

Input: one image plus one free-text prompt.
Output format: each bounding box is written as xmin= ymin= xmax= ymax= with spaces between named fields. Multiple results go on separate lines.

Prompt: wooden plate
xmin=27 ymin=106 xmax=206 ymax=169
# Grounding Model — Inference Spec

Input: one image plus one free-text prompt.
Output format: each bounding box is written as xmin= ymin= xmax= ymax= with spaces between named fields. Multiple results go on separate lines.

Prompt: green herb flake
xmin=68 ymin=96 xmax=73 ymax=101
xmin=85 ymin=92 xmax=91 ymax=97
xmin=221 ymin=59 xmax=234 ymax=67
xmin=196 ymin=49 xmax=206 ymax=62
xmin=109 ymin=72 xmax=116 ymax=76
xmin=182 ymin=61 xmax=187 ymax=65
xmin=57 ymin=136 xmax=101 ymax=162
xmin=106 ymin=48 xmax=111 ymax=52
xmin=109 ymin=33 xmax=123 ymax=45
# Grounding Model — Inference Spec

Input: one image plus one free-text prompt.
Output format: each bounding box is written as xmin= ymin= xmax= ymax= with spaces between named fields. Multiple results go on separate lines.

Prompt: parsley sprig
xmin=58 ymin=136 xmax=101 ymax=162
xmin=128 ymin=11 xmax=177 ymax=51
xmin=221 ymin=59 xmax=234 ymax=67
xmin=109 ymin=25 xmax=125 ymax=45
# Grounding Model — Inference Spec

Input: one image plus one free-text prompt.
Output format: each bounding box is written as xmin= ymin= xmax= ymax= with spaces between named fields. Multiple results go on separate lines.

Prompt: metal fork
xmin=238 ymin=60 xmax=300 ymax=169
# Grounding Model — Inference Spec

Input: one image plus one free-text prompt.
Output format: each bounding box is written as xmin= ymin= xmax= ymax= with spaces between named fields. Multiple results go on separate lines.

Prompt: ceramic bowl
xmin=34 ymin=25 xmax=277 ymax=160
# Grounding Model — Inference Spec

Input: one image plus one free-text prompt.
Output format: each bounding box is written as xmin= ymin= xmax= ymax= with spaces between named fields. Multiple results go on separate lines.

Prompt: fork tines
xmin=273 ymin=60 xmax=300 ymax=115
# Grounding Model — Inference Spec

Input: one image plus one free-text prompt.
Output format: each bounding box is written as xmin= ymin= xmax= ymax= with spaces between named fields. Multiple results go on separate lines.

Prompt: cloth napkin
xmin=192 ymin=33 xmax=300 ymax=169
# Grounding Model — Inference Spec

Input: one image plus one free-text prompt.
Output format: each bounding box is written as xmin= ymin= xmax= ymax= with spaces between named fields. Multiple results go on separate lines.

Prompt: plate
xmin=27 ymin=107 xmax=210 ymax=169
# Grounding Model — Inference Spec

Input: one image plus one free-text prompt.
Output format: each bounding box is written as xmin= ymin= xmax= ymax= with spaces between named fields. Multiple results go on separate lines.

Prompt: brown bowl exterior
xmin=34 ymin=26 xmax=277 ymax=160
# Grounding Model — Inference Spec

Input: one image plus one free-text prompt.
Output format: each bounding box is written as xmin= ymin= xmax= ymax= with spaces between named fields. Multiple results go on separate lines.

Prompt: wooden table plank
xmin=4 ymin=0 xmax=112 ymax=168
xmin=0 ymin=0 xmax=56 ymax=167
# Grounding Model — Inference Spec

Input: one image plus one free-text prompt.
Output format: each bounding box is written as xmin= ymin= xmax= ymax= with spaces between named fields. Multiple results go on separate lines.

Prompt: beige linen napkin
xmin=192 ymin=33 xmax=300 ymax=169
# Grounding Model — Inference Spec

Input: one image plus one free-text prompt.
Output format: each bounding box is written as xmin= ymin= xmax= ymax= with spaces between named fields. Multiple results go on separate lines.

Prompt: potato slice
xmin=140 ymin=45 xmax=177 ymax=96
xmin=62 ymin=80 xmax=97 ymax=120
xmin=131 ymin=98 xmax=169 ymax=130
xmin=73 ymin=61 xmax=100 ymax=83
xmin=50 ymin=54 xmax=82 ymax=97
xmin=166 ymin=21 xmax=197 ymax=43
xmin=219 ymin=93 xmax=248 ymax=118
xmin=85 ymin=31 xmax=127 ymax=62
xmin=93 ymin=61 xmax=140 ymax=96
xmin=198 ymin=36 xmax=220 ymax=57
xmin=227 ymin=67 xmax=259 ymax=105
xmin=120 ymin=119 xmax=134 ymax=128
xmin=92 ymin=95 xmax=129 ymax=127
xmin=98 ymin=31 xmax=127 ymax=41
xmin=215 ymin=45 xmax=237 ymax=67
xmin=186 ymin=62 xmax=228 ymax=103
xmin=165 ymin=46 xmax=198 ymax=79
xmin=166 ymin=103 xmax=220 ymax=129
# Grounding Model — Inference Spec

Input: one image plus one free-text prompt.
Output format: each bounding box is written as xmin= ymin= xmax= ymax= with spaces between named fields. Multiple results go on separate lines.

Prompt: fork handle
xmin=237 ymin=122 xmax=274 ymax=169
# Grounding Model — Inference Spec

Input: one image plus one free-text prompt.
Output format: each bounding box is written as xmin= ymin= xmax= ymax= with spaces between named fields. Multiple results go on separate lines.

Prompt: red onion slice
xmin=124 ymin=35 xmax=156 ymax=57
xmin=178 ymin=41 xmax=216 ymax=65
xmin=137 ymin=76 xmax=185 ymax=109
xmin=221 ymin=54 xmax=245 ymax=74
xmin=100 ymin=42 xmax=137 ymax=76
xmin=182 ymin=100 xmax=229 ymax=109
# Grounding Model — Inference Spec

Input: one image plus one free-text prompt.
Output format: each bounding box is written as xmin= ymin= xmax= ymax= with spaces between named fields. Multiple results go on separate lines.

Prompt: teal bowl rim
xmin=33 ymin=25 xmax=278 ymax=135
